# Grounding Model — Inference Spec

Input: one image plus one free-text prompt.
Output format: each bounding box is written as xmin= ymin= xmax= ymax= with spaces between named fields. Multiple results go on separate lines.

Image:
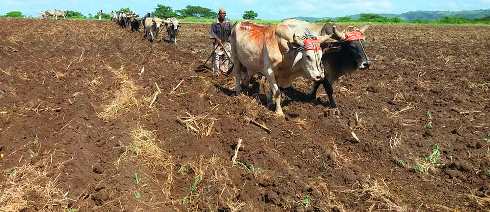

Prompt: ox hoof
xmin=274 ymin=111 xmax=285 ymax=118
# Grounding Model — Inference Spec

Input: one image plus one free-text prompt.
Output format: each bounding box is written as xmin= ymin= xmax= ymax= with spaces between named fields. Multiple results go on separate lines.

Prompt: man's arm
xmin=209 ymin=23 xmax=223 ymax=46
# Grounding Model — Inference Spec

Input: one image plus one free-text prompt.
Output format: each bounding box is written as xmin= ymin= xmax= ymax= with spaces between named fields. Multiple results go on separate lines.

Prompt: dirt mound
xmin=0 ymin=19 xmax=489 ymax=211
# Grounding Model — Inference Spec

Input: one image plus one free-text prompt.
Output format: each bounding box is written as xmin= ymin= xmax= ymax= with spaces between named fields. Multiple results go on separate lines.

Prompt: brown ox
xmin=230 ymin=21 xmax=335 ymax=117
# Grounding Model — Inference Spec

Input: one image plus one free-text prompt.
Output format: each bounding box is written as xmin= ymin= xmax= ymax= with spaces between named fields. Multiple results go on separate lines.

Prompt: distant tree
xmin=5 ymin=11 xmax=24 ymax=18
xmin=317 ymin=18 xmax=334 ymax=23
xmin=438 ymin=16 xmax=469 ymax=24
xmin=359 ymin=13 xmax=383 ymax=21
xmin=65 ymin=10 xmax=85 ymax=19
xmin=117 ymin=8 xmax=131 ymax=14
xmin=177 ymin=5 xmax=216 ymax=18
xmin=358 ymin=13 xmax=404 ymax=23
xmin=243 ymin=10 xmax=258 ymax=20
xmin=336 ymin=16 xmax=352 ymax=22
xmin=387 ymin=17 xmax=403 ymax=23
xmin=480 ymin=16 xmax=490 ymax=21
xmin=153 ymin=4 xmax=177 ymax=19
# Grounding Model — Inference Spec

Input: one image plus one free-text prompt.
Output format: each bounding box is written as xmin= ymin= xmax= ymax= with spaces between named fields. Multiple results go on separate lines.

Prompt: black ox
xmin=304 ymin=24 xmax=371 ymax=107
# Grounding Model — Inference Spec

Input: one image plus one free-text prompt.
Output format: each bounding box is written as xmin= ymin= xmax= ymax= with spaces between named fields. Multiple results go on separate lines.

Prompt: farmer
xmin=209 ymin=8 xmax=232 ymax=75
xmin=142 ymin=12 xmax=151 ymax=25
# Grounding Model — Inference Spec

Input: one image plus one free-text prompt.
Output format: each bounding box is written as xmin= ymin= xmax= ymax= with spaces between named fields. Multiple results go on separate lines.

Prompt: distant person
xmin=143 ymin=12 xmax=151 ymax=20
xmin=209 ymin=8 xmax=232 ymax=75
xmin=142 ymin=12 xmax=151 ymax=26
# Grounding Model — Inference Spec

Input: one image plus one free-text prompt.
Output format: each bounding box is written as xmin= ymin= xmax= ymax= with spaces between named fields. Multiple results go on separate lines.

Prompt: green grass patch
xmin=394 ymin=159 xmax=407 ymax=168
xmin=190 ymin=175 xmax=203 ymax=193
xmin=236 ymin=160 xmax=262 ymax=176
xmin=483 ymin=133 xmax=490 ymax=143
xmin=424 ymin=111 xmax=433 ymax=129
xmin=413 ymin=144 xmax=442 ymax=174
xmin=133 ymin=172 xmax=141 ymax=185
xmin=302 ymin=195 xmax=311 ymax=208
xmin=181 ymin=174 xmax=204 ymax=205
xmin=133 ymin=191 xmax=141 ymax=199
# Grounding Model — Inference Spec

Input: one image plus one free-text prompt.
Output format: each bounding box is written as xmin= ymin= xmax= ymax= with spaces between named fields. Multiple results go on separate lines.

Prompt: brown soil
xmin=0 ymin=19 xmax=489 ymax=211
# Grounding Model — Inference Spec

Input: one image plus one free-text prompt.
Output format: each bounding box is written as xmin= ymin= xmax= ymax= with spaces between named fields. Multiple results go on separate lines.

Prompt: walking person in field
xmin=209 ymin=8 xmax=233 ymax=75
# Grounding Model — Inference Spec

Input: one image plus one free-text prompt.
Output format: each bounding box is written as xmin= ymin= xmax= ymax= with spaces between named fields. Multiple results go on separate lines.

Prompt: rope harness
xmin=323 ymin=30 xmax=370 ymax=65
xmin=291 ymin=31 xmax=324 ymax=71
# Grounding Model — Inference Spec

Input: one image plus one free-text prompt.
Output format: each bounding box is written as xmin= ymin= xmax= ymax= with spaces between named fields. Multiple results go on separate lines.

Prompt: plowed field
xmin=0 ymin=19 xmax=489 ymax=211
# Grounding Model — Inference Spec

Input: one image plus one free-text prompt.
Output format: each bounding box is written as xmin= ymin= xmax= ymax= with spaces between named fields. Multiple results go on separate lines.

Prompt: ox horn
xmin=291 ymin=34 xmax=304 ymax=68
xmin=359 ymin=25 xmax=369 ymax=33
xmin=293 ymin=33 xmax=304 ymax=47
xmin=292 ymin=51 xmax=303 ymax=68
xmin=332 ymin=26 xmax=345 ymax=40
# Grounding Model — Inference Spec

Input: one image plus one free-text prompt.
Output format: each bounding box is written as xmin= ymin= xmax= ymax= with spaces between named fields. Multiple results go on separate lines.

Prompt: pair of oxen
xmin=41 ymin=10 xmax=65 ymax=20
xmin=231 ymin=19 xmax=371 ymax=116
xmin=143 ymin=17 xmax=180 ymax=44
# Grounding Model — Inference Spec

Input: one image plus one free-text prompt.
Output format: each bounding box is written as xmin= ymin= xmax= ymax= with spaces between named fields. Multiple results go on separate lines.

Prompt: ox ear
xmin=292 ymin=51 xmax=303 ymax=68
xmin=359 ymin=25 xmax=369 ymax=34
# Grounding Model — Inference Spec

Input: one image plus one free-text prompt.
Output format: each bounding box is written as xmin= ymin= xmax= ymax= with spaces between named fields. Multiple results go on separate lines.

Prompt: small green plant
xmin=395 ymin=159 xmax=407 ymax=168
xmin=132 ymin=173 xmax=142 ymax=199
xmin=413 ymin=163 xmax=425 ymax=173
xmin=236 ymin=160 xmax=262 ymax=176
xmin=133 ymin=172 xmax=140 ymax=185
xmin=181 ymin=174 xmax=204 ymax=205
xmin=485 ymin=169 xmax=490 ymax=178
xmin=413 ymin=144 xmax=441 ymax=173
xmin=134 ymin=191 xmax=141 ymax=199
xmin=6 ymin=168 xmax=17 ymax=177
xmin=190 ymin=175 xmax=203 ymax=193
xmin=425 ymin=144 xmax=441 ymax=164
xmin=177 ymin=164 xmax=190 ymax=175
xmin=182 ymin=195 xmax=191 ymax=204
xmin=302 ymin=195 xmax=311 ymax=208
xmin=483 ymin=133 xmax=490 ymax=143
xmin=66 ymin=208 xmax=78 ymax=212
xmin=424 ymin=111 xmax=433 ymax=129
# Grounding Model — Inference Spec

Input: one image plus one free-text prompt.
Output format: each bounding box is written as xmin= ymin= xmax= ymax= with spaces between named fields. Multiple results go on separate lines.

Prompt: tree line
xmin=3 ymin=8 xmax=488 ymax=24
xmin=0 ymin=4 xmax=259 ymax=20
xmin=320 ymin=13 xmax=490 ymax=24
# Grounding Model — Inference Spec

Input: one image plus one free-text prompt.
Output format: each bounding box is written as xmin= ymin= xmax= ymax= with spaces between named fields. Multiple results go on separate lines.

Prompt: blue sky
xmin=1 ymin=0 xmax=489 ymax=19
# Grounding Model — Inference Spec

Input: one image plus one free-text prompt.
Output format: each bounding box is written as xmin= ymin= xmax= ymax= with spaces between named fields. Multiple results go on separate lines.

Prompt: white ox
xmin=41 ymin=10 xmax=65 ymax=20
xmin=163 ymin=17 xmax=180 ymax=44
xmin=230 ymin=21 xmax=335 ymax=117
xmin=143 ymin=17 xmax=163 ymax=42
